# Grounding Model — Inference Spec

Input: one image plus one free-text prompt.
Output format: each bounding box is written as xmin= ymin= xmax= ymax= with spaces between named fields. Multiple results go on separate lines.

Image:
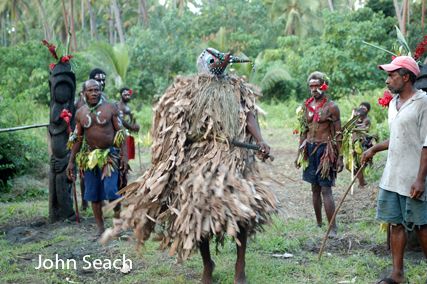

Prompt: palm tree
xmin=264 ymin=0 xmax=323 ymax=39
xmin=70 ymin=0 xmax=78 ymax=52
xmin=88 ymin=42 xmax=130 ymax=90
xmin=137 ymin=0 xmax=149 ymax=27
xmin=232 ymin=52 xmax=292 ymax=92
xmin=112 ymin=0 xmax=125 ymax=45
xmin=85 ymin=0 xmax=99 ymax=42
xmin=422 ymin=0 xmax=425 ymax=28
xmin=36 ymin=0 xmax=51 ymax=41
xmin=0 ymin=0 xmax=31 ymax=45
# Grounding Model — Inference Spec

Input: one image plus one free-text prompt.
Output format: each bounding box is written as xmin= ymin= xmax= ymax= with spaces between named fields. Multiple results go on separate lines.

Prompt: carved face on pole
xmin=94 ymin=73 xmax=106 ymax=91
xmin=84 ymin=80 xmax=101 ymax=107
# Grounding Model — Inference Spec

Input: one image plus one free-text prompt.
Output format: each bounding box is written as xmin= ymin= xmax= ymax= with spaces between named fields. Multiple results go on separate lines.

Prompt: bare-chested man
xmin=116 ymin=88 xmax=140 ymax=162
xmin=74 ymin=69 xmax=109 ymax=210
xmin=66 ymin=79 xmax=127 ymax=240
xmin=295 ymin=71 xmax=344 ymax=238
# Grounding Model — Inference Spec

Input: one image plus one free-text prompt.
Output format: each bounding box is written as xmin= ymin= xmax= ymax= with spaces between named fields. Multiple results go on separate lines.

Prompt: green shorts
xmin=376 ymin=188 xmax=427 ymax=231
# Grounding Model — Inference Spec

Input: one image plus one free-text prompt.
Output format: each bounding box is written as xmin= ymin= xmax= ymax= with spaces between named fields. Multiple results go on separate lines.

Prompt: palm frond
xmin=258 ymin=67 xmax=291 ymax=91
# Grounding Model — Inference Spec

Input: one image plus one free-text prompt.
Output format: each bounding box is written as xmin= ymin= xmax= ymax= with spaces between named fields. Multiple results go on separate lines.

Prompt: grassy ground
xmin=1 ymin=103 xmax=426 ymax=284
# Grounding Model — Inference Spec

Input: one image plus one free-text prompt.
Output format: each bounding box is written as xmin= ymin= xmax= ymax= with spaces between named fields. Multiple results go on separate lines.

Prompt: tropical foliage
xmin=0 ymin=0 xmax=426 ymax=186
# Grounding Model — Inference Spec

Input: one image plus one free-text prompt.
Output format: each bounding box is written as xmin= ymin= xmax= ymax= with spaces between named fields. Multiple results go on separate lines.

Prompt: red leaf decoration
xmin=60 ymin=109 xmax=73 ymax=133
xmin=378 ymin=90 xmax=393 ymax=108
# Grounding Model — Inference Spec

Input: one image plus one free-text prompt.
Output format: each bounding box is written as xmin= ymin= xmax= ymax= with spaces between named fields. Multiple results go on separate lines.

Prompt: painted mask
xmin=196 ymin=48 xmax=252 ymax=77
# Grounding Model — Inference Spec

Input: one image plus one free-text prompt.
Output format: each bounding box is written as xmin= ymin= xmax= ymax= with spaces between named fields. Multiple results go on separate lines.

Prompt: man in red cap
xmin=362 ymin=56 xmax=427 ymax=284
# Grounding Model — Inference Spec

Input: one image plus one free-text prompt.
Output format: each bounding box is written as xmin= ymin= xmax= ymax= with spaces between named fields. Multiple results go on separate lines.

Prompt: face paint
xmin=94 ymin=73 xmax=106 ymax=91
xmin=121 ymin=90 xmax=131 ymax=103
xmin=85 ymin=82 xmax=101 ymax=106
xmin=316 ymin=88 xmax=323 ymax=95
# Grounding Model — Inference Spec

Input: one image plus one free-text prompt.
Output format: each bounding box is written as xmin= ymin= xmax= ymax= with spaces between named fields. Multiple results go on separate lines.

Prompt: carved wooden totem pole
xmin=415 ymin=65 xmax=427 ymax=92
xmin=48 ymin=62 xmax=76 ymax=221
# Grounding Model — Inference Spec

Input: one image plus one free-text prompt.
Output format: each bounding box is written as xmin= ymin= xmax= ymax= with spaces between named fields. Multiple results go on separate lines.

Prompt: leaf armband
xmin=114 ymin=129 xmax=125 ymax=147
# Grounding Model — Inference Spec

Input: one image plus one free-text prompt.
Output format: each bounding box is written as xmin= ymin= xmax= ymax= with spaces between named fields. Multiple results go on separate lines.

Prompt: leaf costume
xmin=106 ymin=48 xmax=278 ymax=262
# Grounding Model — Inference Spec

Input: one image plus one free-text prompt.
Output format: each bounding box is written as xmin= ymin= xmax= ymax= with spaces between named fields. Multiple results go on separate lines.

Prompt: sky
xmin=158 ymin=0 xmax=202 ymax=13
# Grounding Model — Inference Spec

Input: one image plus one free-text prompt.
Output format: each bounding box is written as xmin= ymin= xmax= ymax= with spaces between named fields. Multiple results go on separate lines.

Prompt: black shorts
xmin=302 ymin=142 xmax=334 ymax=187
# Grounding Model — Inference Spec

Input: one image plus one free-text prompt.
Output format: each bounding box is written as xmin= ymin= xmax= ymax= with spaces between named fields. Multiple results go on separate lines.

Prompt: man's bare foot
xmin=113 ymin=210 xmax=120 ymax=219
xmin=328 ymin=228 xmax=337 ymax=238
xmin=234 ymin=261 xmax=247 ymax=284
xmin=372 ymin=274 xmax=406 ymax=284
xmin=82 ymin=201 xmax=89 ymax=211
xmin=201 ymin=260 xmax=215 ymax=284
xmin=358 ymin=180 xmax=368 ymax=188
xmin=89 ymin=229 xmax=105 ymax=241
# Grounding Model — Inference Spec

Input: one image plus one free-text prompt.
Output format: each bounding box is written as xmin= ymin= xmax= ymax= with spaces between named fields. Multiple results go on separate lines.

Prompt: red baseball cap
xmin=378 ymin=56 xmax=420 ymax=76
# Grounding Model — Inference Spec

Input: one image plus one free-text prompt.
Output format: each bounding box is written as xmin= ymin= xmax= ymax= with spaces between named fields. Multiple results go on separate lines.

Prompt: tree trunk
xmin=328 ymin=0 xmax=334 ymax=12
xmin=70 ymin=0 xmax=78 ymax=52
xmin=62 ymin=0 xmax=69 ymax=27
xmin=422 ymin=0 xmax=426 ymax=29
xmin=137 ymin=0 xmax=149 ymax=28
xmin=112 ymin=0 xmax=125 ymax=45
xmin=85 ymin=0 xmax=99 ymax=42
xmin=110 ymin=6 xmax=114 ymax=44
xmin=16 ymin=5 xmax=30 ymax=40
xmin=14 ymin=2 xmax=18 ymax=46
xmin=393 ymin=0 xmax=403 ymax=32
xmin=1 ymin=16 xmax=6 ymax=47
xmin=137 ymin=1 xmax=142 ymax=25
xmin=402 ymin=0 xmax=407 ymax=35
xmin=81 ymin=0 xmax=85 ymax=47
xmin=37 ymin=0 xmax=51 ymax=41
xmin=407 ymin=0 xmax=410 ymax=27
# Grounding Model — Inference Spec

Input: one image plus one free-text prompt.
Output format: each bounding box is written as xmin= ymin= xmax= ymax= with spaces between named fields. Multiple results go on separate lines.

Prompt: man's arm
xmin=411 ymin=147 xmax=427 ymax=199
xmin=361 ymin=138 xmax=390 ymax=165
xmin=112 ymin=105 xmax=128 ymax=172
xmin=330 ymin=102 xmax=344 ymax=173
xmin=246 ymin=111 xmax=270 ymax=155
xmin=66 ymin=116 xmax=84 ymax=180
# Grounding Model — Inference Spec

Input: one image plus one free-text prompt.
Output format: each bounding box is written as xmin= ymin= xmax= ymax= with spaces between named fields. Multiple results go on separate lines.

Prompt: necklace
xmin=304 ymin=97 xmax=327 ymax=122
xmin=85 ymin=98 xmax=103 ymax=117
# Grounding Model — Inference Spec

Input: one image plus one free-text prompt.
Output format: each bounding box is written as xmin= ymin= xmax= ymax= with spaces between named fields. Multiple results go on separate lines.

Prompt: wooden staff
xmin=0 ymin=123 xmax=49 ymax=133
xmin=350 ymin=109 xmax=355 ymax=195
xmin=72 ymin=177 xmax=80 ymax=223
xmin=318 ymin=164 xmax=365 ymax=260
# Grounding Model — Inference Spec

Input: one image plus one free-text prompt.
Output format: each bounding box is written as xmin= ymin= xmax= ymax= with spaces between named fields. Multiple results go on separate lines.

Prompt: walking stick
xmin=138 ymin=143 xmax=143 ymax=172
xmin=72 ymin=177 xmax=80 ymax=223
xmin=318 ymin=164 xmax=365 ymax=260
xmin=350 ymin=109 xmax=355 ymax=195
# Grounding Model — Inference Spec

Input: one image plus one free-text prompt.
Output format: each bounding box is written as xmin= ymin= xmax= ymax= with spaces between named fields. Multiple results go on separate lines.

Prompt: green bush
xmin=0 ymin=122 xmax=48 ymax=193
